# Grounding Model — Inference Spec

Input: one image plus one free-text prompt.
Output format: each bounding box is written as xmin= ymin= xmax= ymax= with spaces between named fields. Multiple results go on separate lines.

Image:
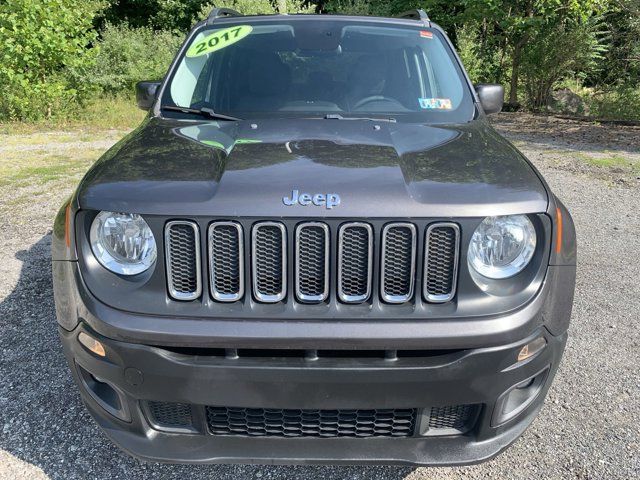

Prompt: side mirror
xmin=135 ymin=81 xmax=161 ymax=111
xmin=475 ymin=84 xmax=504 ymax=115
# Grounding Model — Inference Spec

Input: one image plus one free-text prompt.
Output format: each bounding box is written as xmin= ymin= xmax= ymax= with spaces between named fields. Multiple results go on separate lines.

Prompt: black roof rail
xmin=207 ymin=7 xmax=242 ymax=21
xmin=397 ymin=9 xmax=430 ymax=22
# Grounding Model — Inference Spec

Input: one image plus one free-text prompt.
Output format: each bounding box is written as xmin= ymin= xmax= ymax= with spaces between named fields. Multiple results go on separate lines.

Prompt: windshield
xmin=161 ymin=19 xmax=475 ymax=123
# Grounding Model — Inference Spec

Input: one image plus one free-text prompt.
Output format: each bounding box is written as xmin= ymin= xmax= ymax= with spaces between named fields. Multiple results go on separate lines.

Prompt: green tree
xmin=459 ymin=1 xmax=600 ymax=105
xmin=197 ymin=0 xmax=314 ymax=20
xmin=596 ymin=0 xmax=640 ymax=86
xmin=520 ymin=15 xmax=607 ymax=109
xmin=0 ymin=0 xmax=103 ymax=120
xmin=85 ymin=23 xmax=183 ymax=94
xmin=99 ymin=0 xmax=211 ymax=32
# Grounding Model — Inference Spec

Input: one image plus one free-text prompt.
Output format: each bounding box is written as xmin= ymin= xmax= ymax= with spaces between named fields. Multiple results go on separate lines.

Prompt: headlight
xmin=468 ymin=215 xmax=536 ymax=279
xmin=90 ymin=211 xmax=157 ymax=275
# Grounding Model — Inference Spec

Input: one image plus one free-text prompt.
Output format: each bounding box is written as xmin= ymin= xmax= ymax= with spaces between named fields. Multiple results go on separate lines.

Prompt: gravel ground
xmin=0 ymin=114 xmax=638 ymax=479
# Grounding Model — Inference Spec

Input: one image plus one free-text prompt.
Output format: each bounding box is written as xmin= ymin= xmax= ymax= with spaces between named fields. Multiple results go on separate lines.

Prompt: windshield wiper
xmin=162 ymin=105 xmax=242 ymax=121
xmin=323 ymin=113 xmax=397 ymax=123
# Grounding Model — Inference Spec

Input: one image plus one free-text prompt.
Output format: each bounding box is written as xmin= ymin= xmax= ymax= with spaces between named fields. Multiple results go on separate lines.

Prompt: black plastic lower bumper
xmin=59 ymin=324 xmax=567 ymax=466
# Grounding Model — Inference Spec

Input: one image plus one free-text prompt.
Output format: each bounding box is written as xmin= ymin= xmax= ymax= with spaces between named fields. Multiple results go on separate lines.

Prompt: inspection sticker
xmin=186 ymin=25 xmax=253 ymax=58
xmin=419 ymin=98 xmax=452 ymax=110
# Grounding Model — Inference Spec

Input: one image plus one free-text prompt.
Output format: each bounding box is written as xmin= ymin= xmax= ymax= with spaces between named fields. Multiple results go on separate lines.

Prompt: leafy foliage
xmin=85 ymin=23 xmax=182 ymax=94
xmin=0 ymin=0 xmax=103 ymax=120
xmin=520 ymin=16 xmax=608 ymax=109
xmin=197 ymin=0 xmax=314 ymax=18
xmin=99 ymin=0 xmax=211 ymax=32
xmin=0 ymin=0 xmax=638 ymax=121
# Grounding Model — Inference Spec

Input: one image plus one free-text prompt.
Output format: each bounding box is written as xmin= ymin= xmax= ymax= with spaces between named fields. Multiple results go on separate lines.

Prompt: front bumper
xmin=59 ymin=322 xmax=567 ymax=466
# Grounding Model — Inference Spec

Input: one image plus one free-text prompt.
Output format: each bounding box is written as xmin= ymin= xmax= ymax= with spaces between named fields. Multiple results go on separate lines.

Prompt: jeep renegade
xmin=52 ymin=8 xmax=577 ymax=465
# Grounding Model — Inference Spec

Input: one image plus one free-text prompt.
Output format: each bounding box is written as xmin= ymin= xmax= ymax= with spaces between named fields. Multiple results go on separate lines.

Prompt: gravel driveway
xmin=0 ymin=114 xmax=638 ymax=479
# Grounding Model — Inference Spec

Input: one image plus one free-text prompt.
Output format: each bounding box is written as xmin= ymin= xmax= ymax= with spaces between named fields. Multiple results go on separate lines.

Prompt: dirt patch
xmin=491 ymin=112 xmax=640 ymax=187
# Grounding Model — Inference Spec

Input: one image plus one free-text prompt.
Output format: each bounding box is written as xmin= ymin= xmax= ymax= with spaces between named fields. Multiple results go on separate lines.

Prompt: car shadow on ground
xmin=0 ymin=235 xmax=417 ymax=480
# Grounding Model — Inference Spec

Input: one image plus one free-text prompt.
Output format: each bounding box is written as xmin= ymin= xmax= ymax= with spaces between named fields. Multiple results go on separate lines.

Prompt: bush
xmin=583 ymin=85 xmax=640 ymax=121
xmin=323 ymin=0 xmax=374 ymax=15
xmin=197 ymin=0 xmax=314 ymax=19
xmin=0 ymin=0 xmax=102 ymax=120
xmin=520 ymin=17 xmax=607 ymax=111
xmin=87 ymin=23 xmax=183 ymax=94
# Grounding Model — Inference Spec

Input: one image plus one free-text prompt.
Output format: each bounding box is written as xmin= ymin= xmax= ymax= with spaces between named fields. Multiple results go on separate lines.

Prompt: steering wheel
xmin=352 ymin=95 xmax=403 ymax=110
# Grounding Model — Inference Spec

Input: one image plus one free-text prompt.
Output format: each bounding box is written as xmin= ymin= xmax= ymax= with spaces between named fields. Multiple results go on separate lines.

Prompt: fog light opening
xmin=76 ymin=363 xmax=131 ymax=422
xmin=492 ymin=367 xmax=550 ymax=427
xmin=78 ymin=332 xmax=106 ymax=357
xmin=517 ymin=337 xmax=546 ymax=363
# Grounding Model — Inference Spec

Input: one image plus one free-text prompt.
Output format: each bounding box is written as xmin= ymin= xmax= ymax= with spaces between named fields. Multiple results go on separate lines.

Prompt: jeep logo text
xmin=282 ymin=189 xmax=341 ymax=209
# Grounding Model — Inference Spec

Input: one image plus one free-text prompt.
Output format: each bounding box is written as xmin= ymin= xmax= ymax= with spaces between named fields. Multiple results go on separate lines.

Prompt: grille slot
xmin=206 ymin=406 xmax=416 ymax=438
xmin=252 ymin=222 xmax=287 ymax=303
xmin=209 ymin=222 xmax=244 ymax=302
xmin=425 ymin=404 xmax=478 ymax=435
xmin=165 ymin=221 xmax=201 ymax=301
xmin=338 ymin=223 xmax=373 ymax=303
xmin=381 ymin=223 xmax=417 ymax=303
xmin=295 ymin=223 xmax=330 ymax=303
xmin=424 ymin=223 xmax=460 ymax=303
xmin=146 ymin=401 xmax=195 ymax=432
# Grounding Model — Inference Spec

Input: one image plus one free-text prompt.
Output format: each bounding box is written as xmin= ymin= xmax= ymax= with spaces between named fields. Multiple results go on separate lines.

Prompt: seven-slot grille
xmin=164 ymin=220 xmax=460 ymax=304
xmin=205 ymin=406 xmax=416 ymax=438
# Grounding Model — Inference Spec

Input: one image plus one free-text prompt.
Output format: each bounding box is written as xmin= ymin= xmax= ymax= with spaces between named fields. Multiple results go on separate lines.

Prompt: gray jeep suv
xmin=52 ymin=8 xmax=577 ymax=466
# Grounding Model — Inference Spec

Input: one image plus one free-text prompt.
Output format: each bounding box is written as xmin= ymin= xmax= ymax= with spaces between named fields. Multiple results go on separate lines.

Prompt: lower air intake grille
xmin=209 ymin=222 xmax=244 ymax=302
xmin=165 ymin=221 xmax=201 ymax=300
xmin=426 ymin=404 xmax=478 ymax=434
xmin=424 ymin=223 xmax=460 ymax=303
xmin=252 ymin=222 xmax=286 ymax=302
xmin=147 ymin=401 xmax=194 ymax=430
xmin=206 ymin=407 xmax=416 ymax=438
xmin=338 ymin=223 xmax=373 ymax=303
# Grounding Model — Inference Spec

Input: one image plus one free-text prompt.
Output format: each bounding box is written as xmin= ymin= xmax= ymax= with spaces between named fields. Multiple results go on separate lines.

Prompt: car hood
xmin=77 ymin=117 xmax=548 ymax=218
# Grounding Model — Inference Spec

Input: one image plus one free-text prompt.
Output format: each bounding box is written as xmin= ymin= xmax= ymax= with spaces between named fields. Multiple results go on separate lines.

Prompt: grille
xmin=252 ymin=222 xmax=287 ymax=302
xmin=165 ymin=221 xmax=201 ymax=300
xmin=426 ymin=404 xmax=478 ymax=434
xmin=338 ymin=223 xmax=373 ymax=303
xmin=424 ymin=223 xmax=460 ymax=303
xmin=164 ymin=219 xmax=461 ymax=305
xmin=146 ymin=401 xmax=194 ymax=431
xmin=381 ymin=223 xmax=417 ymax=303
xmin=295 ymin=223 xmax=329 ymax=303
xmin=206 ymin=406 xmax=416 ymax=438
xmin=209 ymin=222 xmax=244 ymax=302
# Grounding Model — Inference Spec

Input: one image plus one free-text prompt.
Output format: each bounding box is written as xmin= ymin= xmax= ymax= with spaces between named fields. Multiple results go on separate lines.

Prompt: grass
xmin=574 ymin=152 xmax=640 ymax=175
xmin=0 ymin=147 xmax=105 ymax=214
xmin=555 ymin=83 xmax=640 ymax=121
xmin=0 ymin=95 xmax=145 ymax=135
xmin=0 ymin=96 xmax=140 ymax=208
xmin=0 ymin=149 xmax=105 ymax=188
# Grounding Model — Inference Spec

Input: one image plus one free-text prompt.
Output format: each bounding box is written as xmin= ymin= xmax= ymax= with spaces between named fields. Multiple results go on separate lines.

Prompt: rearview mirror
xmin=475 ymin=84 xmax=504 ymax=115
xmin=135 ymin=81 xmax=161 ymax=111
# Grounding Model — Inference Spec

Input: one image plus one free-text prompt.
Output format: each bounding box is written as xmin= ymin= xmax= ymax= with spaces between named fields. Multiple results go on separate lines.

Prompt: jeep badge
xmin=282 ymin=189 xmax=341 ymax=209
